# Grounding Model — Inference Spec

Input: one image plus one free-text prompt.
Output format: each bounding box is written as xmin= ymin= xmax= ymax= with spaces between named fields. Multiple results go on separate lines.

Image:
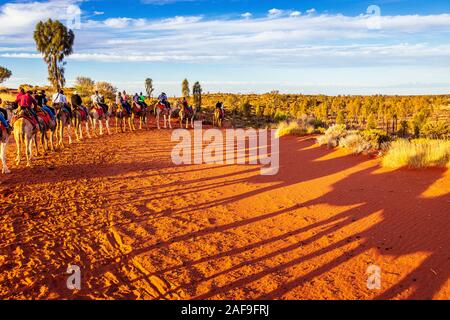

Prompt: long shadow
xmin=254 ymin=166 xmax=449 ymax=300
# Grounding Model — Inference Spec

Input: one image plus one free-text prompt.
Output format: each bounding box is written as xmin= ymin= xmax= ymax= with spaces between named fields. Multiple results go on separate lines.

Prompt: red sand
xmin=0 ymin=124 xmax=449 ymax=300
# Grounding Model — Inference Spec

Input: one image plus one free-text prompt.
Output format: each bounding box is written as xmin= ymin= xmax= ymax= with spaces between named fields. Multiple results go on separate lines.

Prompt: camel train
xmin=0 ymin=93 xmax=224 ymax=173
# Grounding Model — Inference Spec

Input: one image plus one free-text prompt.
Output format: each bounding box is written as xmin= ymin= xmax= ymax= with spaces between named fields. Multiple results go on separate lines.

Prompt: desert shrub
xmin=420 ymin=121 xmax=450 ymax=140
xmin=339 ymin=133 xmax=372 ymax=154
xmin=382 ymin=139 xmax=450 ymax=169
xmin=361 ymin=129 xmax=392 ymax=150
xmin=307 ymin=118 xmax=326 ymax=129
xmin=398 ymin=120 xmax=409 ymax=137
xmin=412 ymin=109 xmax=431 ymax=137
xmin=276 ymin=121 xmax=307 ymax=138
xmin=274 ymin=109 xmax=289 ymax=123
xmin=317 ymin=124 xmax=347 ymax=148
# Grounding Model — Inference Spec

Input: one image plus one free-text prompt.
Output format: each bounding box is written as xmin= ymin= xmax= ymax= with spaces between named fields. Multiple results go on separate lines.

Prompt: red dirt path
xmin=0 ymin=124 xmax=449 ymax=300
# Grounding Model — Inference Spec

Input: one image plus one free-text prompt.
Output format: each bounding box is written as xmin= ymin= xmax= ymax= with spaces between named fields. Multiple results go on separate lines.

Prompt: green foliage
xmin=336 ymin=110 xmax=346 ymax=125
xmin=240 ymin=101 xmax=252 ymax=117
xmin=420 ymin=121 xmax=450 ymax=140
xmin=361 ymin=129 xmax=392 ymax=150
xmin=34 ymin=19 xmax=75 ymax=91
xmin=274 ymin=108 xmax=288 ymax=122
xmin=95 ymin=81 xmax=117 ymax=102
xmin=399 ymin=120 xmax=409 ymax=137
xmin=182 ymin=79 xmax=190 ymax=97
xmin=366 ymin=114 xmax=377 ymax=130
xmin=412 ymin=109 xmax=431 ymax=137
xmin=192 ymin=81 xmax=202 ymax=109
xmin=0 ymin=66 xmax=12 ymax=84
xmin=74 ymin=76 xmax=95 ymax=97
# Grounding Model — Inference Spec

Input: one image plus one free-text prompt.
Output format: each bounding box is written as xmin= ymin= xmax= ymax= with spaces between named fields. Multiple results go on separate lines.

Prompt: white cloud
xmin=306 ymin=8 xmax=317 ymax=15
xmin=268 ymin=8 xmax=283 ymax=18
xmin=2 ymin=2 xmax=450 ymax=70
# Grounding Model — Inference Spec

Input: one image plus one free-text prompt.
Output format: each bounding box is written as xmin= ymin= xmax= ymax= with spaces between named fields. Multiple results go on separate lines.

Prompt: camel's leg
xmin=67 ymin=124 xmax=73 ymax=144
xmin=157 ymin=113 xmax=161 ymax=130
xmin=15 ymin=131 xmax=21 ymax=166
xmin=115 ymin=118 xmax=119 ymax=134
xmin=106 ymin=118 xmax=111 ymax=135
xmin=79 ymin=122 xmax=84 ymax=140
xmin=58 ymin=121 xmax=64 ymax=148
xmin=1 ymin=142 xmax=10 ymax=174
xmin=86 ymin=120 xmax=92 ymax=139
xmin=50 ymin=130 xmax=55 ymax=152
xmin=99 ymin=120 xmax=104 ymax=136
xmin=25 ymin=135 xmax=32 ymax=167
xmin=168 ymin=114 xmax=173 ymax=129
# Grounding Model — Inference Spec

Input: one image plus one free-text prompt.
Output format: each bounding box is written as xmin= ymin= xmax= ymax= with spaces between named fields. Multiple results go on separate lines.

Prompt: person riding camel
xmin=52 ymin=89 xmax=72 ymax=118
xmin=121 ymin=91 xmax=132 ymax=114
xmin=71 ymin=91 xmax=89 ymax=117
xmin=158 ymin=92 xmax=169 ymax=109
xmin=91 ymin=90 xmax=108 ymax=114
xmin=35 ymin=90 xmax=55 ymax=119
xmin=139 ymin=92 xmax=147 ymax=107
xmin=0 ymin=97 xmax=12 ymax=134
xmin=182 ymin=97 xmax=192 ymax=112
xmin=16 ymin=88 xmax=40 ymax=121
xmin=216 ymin=101 xmax=225 ymax=116
xmin=133 ymin=93 xmax=142 ymax=108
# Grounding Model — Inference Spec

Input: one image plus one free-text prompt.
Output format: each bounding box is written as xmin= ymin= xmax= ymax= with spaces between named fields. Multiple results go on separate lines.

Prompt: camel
xmin=178 ymin=101 xmax=197 ymax=129
xmin=53 ymin=103 xmax=73 ymax=149
xmin=213 ymin=107 xmax=225 ymax=128
xmin=13 ymin=108 xmax=38 ymax=167
xmin=35 ymin=108 xmax=57 ymax=155
xmin=0 ymin=105 xmax=14 ymax=174
xmin=155 ymin=101 xmax=177 ymax=130
xmin=112 ymin=103 xmax=132 ymax=133
xmin=131 ymin=101 xmax=149 ymax=130
xmin=72 ymin=105 xmax=91 ymax=141
xmin=89 ymin=103 xmax=111 ymax=136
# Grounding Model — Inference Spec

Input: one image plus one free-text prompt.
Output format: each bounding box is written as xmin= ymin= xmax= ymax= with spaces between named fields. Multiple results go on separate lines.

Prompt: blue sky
xmin=1 ymin=0 xmax=450 ymax=95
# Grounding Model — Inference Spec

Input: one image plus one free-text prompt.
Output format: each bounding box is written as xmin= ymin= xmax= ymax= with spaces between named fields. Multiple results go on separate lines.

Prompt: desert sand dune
xmin=0 ymin=124 xmax=449 ymax=300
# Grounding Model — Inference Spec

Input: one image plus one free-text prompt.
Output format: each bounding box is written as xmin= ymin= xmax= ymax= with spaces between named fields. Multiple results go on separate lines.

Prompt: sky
xmin=1 ymin=0 xmax=450 ymax=95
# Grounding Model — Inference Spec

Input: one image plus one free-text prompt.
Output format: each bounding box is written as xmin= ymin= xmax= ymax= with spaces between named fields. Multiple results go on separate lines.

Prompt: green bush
xmin=361 ymin=129 xmax=392 ymax=150
xmin=420 ymin=121 xmax=450 ymax=140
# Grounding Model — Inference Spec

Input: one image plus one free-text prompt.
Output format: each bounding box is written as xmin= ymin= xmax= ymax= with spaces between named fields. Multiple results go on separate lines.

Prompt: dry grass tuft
xmin=382 ymin=139 xmax=450 ymax=169
xmin=276 ymin=121 xmax=307 ymax=138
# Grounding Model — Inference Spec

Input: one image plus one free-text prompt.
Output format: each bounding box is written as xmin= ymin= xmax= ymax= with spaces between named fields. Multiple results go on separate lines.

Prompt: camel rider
xmin=0 ymin=97 xmax=12 ymax=134
xmin=91 ymin=91 xmax=108 ymax=114
xmin=158 ymin=92 xmax=169 ymax=108
xmin=52 ymin=89 xmax=72 ymax=118
xmin=121 ymin=91 xmax=132 ymax=114
xmin=133 ymin=93 xmax=141 ymax=107
xmin=182 ymin=97 xmax=192 ymax=112
xmin=139 ymin=92 xmax=147 ymax=107
xmin=16 ymin=88 xmax=40 ymax=127
xmin=216 ymin=101 xmax=224 ymax=115
xmin=71 ymin=91 xmax=89 ymax=117
xmin=35 ymin=90 xmax=55 ymax=119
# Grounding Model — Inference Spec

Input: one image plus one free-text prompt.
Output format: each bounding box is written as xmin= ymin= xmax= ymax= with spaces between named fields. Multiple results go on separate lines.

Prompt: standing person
xmin=0 ymin=97 xmax=12 ymax=134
